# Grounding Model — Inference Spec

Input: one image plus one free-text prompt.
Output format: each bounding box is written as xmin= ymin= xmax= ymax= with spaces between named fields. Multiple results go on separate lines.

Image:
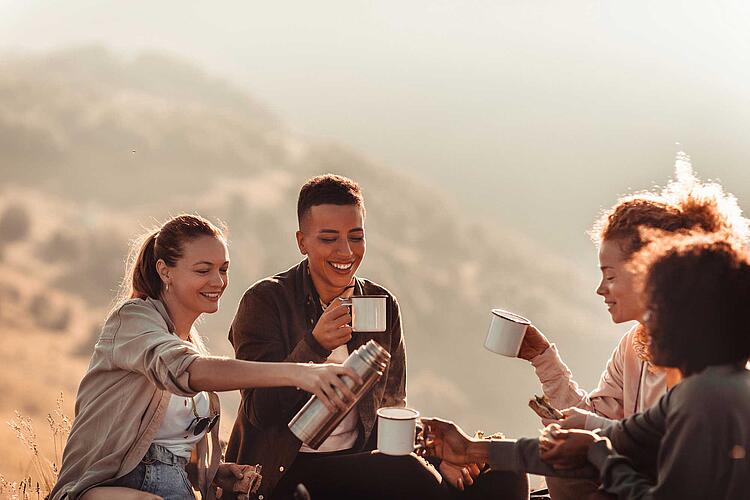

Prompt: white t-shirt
xmin=152 ymin=391 xmax=210 ymax=459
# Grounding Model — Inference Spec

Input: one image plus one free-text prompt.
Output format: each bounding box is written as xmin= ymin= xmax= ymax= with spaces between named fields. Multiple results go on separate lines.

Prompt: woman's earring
xmin=166 ymin=283 xmax=170 ymax=292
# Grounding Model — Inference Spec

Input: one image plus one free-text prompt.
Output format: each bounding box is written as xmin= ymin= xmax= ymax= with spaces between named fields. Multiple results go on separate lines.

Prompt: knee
xmin=81 ymin=486 xmax=162 ymax=500
xmin=370 ymin=452 xmax=443 ymax=495
xmin=384 ymin=453 xmax=441 ymax=480
xmin=476 ymin=470 xmax=529 ymax=500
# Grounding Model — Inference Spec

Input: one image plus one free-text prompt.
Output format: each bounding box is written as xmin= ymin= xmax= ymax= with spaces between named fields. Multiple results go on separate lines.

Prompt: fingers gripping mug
xmin=340 ymin=295 xmax=387 ymax=332
xmin=484 ymin=308 xmax=530 ymax=357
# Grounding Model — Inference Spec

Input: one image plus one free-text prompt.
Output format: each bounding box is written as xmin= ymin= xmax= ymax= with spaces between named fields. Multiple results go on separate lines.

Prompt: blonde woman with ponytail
xmin=50 ymin=215 xmax=361 ymax=500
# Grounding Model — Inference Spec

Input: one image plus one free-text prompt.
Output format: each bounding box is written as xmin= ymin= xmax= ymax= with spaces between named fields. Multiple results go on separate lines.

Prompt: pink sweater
xmin=530 ymin=325 xmax=668 ymax=430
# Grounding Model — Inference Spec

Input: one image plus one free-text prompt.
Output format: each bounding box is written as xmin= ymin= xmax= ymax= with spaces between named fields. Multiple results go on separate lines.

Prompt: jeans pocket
xmin=178 ymin=465 xmax=196 ymax=499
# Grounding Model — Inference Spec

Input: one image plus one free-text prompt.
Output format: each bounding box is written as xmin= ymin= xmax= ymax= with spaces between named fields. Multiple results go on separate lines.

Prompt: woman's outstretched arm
xmin=187 ymin=357 xmax=361 ymax=412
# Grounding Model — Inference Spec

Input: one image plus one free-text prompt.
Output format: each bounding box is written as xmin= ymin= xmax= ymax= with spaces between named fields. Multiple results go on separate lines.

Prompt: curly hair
xmin=632 ymin=231 xmax=750 ymax=375
xmin=590 ymin=154 xmax=749 ymax=257
xmin=590 ymin=154 xmax=749 ymax=362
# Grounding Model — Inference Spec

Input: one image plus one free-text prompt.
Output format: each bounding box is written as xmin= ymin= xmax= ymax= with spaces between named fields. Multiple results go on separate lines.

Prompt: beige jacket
xmin=50 ymin=298 xmax=221 ymax=500
xmin=531 ymin=325 xmax=668 ymax=429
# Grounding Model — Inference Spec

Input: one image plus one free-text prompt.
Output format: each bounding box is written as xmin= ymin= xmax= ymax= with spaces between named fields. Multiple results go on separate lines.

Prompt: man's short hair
xmin=297 ymin=174 xmax=365 ymax=227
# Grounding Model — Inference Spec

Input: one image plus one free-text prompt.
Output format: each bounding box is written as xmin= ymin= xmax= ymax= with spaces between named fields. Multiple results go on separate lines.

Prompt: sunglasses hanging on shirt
xmin=184 ymin=396 xmax=219 ymax=437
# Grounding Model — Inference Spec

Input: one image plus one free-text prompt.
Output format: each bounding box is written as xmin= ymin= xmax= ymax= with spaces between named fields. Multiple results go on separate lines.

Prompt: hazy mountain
xmin=0 ymin=48 xmax=621 ymax=479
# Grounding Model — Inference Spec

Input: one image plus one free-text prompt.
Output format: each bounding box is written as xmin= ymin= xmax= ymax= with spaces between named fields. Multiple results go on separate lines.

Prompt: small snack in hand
xmin=528 ymin=394 xmax=564 ymax=420
xmin=236 ymin=464 xmax=262 ymax=500
xmin=474 ymin=430 xmax=505 ymax=440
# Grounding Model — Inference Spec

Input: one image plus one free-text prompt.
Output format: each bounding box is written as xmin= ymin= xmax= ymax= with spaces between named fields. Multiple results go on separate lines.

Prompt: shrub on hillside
xmin=28 ymin=293 xmax=72 ymax=332
xmin=36 ymin=230 xmax=80 ymax=264
xmin=0 ymin=203 xmax=31 ymax=245
xmin=53 ymin=229 xmax=127 ymax=306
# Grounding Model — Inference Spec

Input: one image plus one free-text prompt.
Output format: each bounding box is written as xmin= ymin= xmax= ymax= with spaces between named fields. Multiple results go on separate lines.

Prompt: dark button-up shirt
xmin=225 ymin=260 xmax=407 ymax=499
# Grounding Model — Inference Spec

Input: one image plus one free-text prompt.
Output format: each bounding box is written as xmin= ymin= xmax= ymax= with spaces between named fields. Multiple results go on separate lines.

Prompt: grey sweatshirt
xmin=488 ymin=364 xmax=750 ymax=499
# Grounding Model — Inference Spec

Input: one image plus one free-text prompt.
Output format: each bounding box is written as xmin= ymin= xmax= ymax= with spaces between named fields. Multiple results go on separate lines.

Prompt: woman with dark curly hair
xmin=422 ymin=231 xmax=750 ymax=499
xmin=516 ymin=158 xmax=748 ymax=498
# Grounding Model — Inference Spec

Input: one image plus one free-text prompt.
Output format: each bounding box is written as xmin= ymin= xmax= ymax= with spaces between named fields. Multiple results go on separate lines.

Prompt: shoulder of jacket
xmin=358 ymin=278 xmax=398 ymax=300
xmin=243 ymin=276 xmax=286 ymax=301
xmin=105 ymin=298 xmax=168 ymax=334
xmin=675 ymin=368 xmax=744 ymax=405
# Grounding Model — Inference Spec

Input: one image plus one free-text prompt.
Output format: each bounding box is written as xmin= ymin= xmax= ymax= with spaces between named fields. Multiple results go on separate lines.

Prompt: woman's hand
xmin=439 ymin=461 xmax=482 ymax=491
xmin=538 ymin=424 xmax=599 ymax=470
xmin=556 ymin=407 xmax=598 ymax=429
xmin=517 ymin=325 xmax=551 ymax=361
xmin=294 ymin=363 xmax=363 ymax=412
xmin=213 ymin=463 xmax=262 ymax=499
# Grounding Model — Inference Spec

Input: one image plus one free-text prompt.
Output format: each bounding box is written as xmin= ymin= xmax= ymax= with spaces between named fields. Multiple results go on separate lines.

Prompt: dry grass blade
xmin=5 ymin=394 xmax=72 ymax=498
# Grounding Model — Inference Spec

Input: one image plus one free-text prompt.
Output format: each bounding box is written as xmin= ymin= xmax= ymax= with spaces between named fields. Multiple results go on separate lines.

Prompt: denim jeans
xmin=111 ymin=443 xmax=195 ymax=500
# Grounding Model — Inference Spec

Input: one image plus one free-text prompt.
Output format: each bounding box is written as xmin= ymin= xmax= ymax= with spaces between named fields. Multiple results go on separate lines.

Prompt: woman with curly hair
xmin=516 ymin=157 xmax=749 ymax=498
xmin=422 ymin=231 xmax=750 ymax=499
xmin=547 ymin=231 xmax=750 ymax=497
xmin=423 ymin=233 xmax=750 ymax=500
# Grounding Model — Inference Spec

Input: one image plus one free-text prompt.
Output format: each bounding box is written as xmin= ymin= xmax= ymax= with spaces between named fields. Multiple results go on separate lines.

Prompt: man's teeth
xmin=331 ymin=262 xmax=353 ymax=270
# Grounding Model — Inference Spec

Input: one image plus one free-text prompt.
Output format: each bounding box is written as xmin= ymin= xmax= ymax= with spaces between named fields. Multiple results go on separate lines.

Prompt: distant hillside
xmin=0 ymin=47 xmax=621 ymax=480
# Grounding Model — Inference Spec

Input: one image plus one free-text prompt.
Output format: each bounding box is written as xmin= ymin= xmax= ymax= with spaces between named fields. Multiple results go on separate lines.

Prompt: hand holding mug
xmin=421 ymin=418 xmax=476 ymax=466
xmin=340 ymin=295 xmax=387 ymax=332
xmin=517 ymin=325 xmax=552 ymax=361
xmin=312 ymin=299 xmax=353 ymax=351
xmin=484 ymin=309 xmax=531 ymax=357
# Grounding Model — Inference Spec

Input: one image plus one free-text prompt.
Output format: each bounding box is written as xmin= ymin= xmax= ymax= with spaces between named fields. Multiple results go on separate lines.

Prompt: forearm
xmin=245 ymin=336 xmax=331 ymax=425
xmin=532 ymin=345 xmax=593 ymax=411
xmin=587 ymin=440 xmax=656 ymax=499
xmin=598 ymin=395 xmax=669 ymax=480
xmin=466 ymin=438 xmax=598 ymax=479
xmin=187 ymin=356 xmax=304 ymax=392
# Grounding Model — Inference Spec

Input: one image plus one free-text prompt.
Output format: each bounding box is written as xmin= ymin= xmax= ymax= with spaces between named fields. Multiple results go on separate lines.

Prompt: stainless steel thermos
xmin=288 ymin=340 xmax=390 ymax=449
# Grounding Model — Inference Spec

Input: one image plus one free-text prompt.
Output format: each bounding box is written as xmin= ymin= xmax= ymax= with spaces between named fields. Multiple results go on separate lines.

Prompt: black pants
xmin=272 ymin=450 xmax=529 ymax=500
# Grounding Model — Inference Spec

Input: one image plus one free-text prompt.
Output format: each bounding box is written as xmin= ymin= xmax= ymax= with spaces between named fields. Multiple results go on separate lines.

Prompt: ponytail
xmin=130 ymin=232 xmax=162 ymax=300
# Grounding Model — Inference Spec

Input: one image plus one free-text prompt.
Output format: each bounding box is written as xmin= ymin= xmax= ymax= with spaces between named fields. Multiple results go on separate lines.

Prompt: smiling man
xmin=225 ymin=174 xmax=455 ymax=500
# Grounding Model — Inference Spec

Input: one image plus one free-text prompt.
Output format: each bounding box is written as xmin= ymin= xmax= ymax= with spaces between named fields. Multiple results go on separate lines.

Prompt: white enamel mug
xmin=483 ymin=308 xmax=530 ymax=357
xmin=376 ymin=407 xmax=420 ymax=456
xmin=340 ymin=295 xmax=387 ymax=332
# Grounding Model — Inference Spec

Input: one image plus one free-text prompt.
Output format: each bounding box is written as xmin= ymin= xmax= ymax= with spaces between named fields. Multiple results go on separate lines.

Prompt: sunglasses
xmin=185 ymin=396 xmax=220 ymax=436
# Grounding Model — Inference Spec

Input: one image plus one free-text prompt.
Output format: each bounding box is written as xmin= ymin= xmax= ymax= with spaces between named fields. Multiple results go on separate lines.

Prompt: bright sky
xmin=2 ymin=0 xmax=748 ymax=268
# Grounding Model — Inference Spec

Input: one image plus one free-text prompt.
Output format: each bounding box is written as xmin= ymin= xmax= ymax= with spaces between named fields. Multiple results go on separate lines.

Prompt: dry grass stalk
xmin=4 ymin=393 xmax=71 ymax=498
xmin=0 ymin=474 xmax=41 ymax=500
